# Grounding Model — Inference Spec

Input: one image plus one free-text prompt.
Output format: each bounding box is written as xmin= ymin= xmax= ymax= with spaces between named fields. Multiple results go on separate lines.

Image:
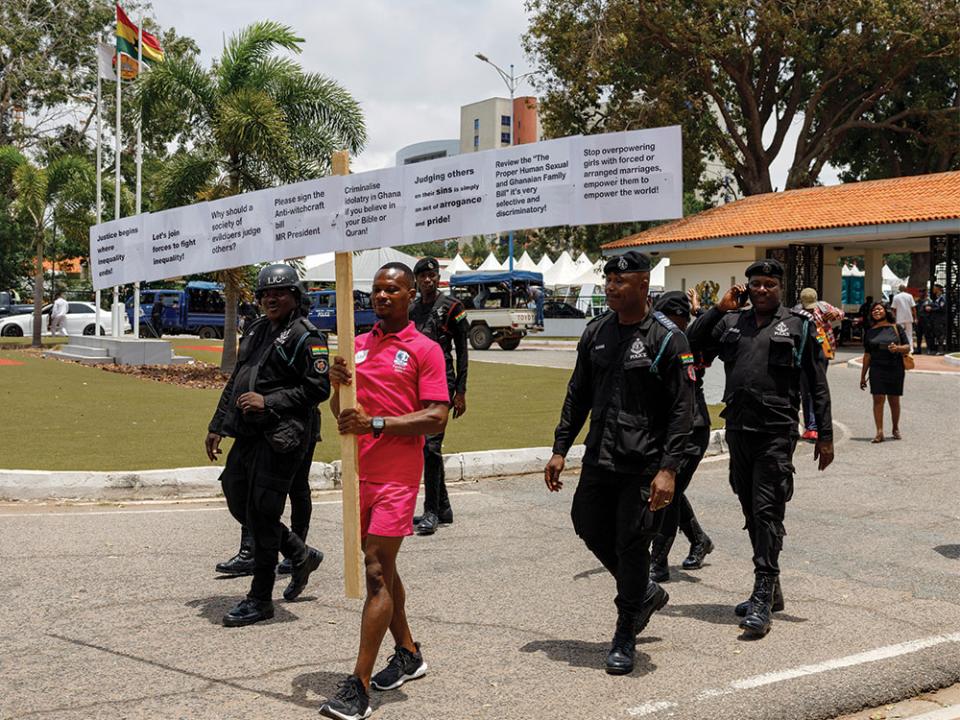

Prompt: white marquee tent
xmin=536 ymin=254 xmax=554 ymax=274
xmin=303 ymin=247 xmax=420 ymax=286
xmin=515 ymin=251 xmax=538 ymax=271
xmin=543 ymin=250 xmax=580 ymax=287
xmin=477 ymin=252 xmax=505 ymax=272
xmin=442 ymin=253 xmax=472 ymax=282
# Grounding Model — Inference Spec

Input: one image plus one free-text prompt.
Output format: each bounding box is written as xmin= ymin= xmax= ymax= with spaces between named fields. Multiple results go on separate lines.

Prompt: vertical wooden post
xmin=332 ymin=150 xmax=364 ymax=600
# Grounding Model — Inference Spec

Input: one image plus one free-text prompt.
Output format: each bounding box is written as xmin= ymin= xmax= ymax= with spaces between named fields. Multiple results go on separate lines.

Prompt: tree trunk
xmin=221 ymin=279 xmax=239 ymax=373
xmin=31 ymin=239 xmax=43 ymax=348
xmin=908 ymin=251 xmax=930 ymax=289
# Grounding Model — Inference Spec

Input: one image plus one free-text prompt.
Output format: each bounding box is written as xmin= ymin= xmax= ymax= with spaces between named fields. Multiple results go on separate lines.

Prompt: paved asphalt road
xmin=1 ymin=361 xmax=959 ymax=720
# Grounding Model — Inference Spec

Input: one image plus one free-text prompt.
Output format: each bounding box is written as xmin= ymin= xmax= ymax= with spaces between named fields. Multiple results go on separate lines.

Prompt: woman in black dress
xmin=859 ymin=302 xmax=910 ymax=442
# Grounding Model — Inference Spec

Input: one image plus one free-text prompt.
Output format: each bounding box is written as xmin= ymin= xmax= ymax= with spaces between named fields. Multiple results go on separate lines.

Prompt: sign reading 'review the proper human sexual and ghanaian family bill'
xmin=90 ymin=126 xmax=682 ymax=290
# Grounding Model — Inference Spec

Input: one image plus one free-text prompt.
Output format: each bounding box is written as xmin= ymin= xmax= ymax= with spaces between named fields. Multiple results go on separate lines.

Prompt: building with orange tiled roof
xmin=602 ymin=172 xmax=960 ymax=350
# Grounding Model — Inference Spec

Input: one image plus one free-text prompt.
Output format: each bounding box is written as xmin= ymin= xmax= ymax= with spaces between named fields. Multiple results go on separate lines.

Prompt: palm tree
xmin=2 ymin=146 xmax=93 ymax=347
xmin=139 ymin=21 xmax=366 ymax=371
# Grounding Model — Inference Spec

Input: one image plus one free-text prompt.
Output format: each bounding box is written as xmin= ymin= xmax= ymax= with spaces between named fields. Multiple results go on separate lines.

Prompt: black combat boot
xmin=605 ymin=613 xmax=637 ymax=675
xmin=681 ymin=516 xmax=714 ymax=570
xmin=215 ymin=526 xmax=255 ymax=576
xmin=734 ymin=575 xmax=784 ymax=617
xmin=635 ymin=581 xmax=669 ymax=636
xmin=649 ymin=534 xmax=673 ymax=583
xmin=222 ymin=596 xmax=274 ymax=627
xmin=739 ymin=574 xmax=777 ymax=638
xmin=283 ymin=547 xmax=323 ymax=601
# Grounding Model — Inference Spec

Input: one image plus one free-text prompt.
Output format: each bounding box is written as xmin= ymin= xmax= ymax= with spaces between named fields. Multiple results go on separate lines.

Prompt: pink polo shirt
xmin=355 ymin=321 xmax=449 ymax=486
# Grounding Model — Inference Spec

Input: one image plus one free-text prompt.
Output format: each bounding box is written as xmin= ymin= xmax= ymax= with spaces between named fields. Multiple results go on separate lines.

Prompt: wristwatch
xmin=371 ymin=416 xmax=385 ymax=438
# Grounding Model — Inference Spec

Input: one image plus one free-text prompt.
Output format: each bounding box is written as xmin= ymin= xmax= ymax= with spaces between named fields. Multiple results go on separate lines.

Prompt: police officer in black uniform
xmin=687 ymin=259 xmax=834 ymax=638
xmin=545 ymin=251 xmax=695 ymax=675
xmin=205 ymin=263 xmax=330 ymax=627
xmin=648 ymin=291 xmax=715 ymax=582
xmin=409 ymin=257 xmax=469 ymax=535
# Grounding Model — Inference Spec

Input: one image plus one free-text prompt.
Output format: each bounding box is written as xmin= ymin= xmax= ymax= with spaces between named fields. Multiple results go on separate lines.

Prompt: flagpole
xmin=113 ymin=33 xmax=122 ymax=338
xmin=132 ymin=14 xmax=144 ymax=339
xmin=94 ymin=38 xmax=103 ymax=339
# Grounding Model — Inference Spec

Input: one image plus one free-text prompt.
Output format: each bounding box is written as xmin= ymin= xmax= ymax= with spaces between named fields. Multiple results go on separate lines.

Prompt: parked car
xmin=0 ymin=301 xmax=128 ymax=337
xmin=0 ymin=291 xmax=32 ymax=318
xmin=543 ymin=300 xmax=586 ymax=319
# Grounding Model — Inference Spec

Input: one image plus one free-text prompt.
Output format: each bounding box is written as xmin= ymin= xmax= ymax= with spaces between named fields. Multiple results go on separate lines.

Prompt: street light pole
xmin=475 ymin=53 xmax=538 ymax=272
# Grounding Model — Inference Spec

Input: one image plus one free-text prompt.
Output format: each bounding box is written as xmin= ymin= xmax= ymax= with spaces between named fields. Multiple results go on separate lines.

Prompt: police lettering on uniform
xmin=687 ymin=258 xmax=835 ymax=638
xmin=648 ymin=290 xmax=715 ymax=583
xmin=545 ymin=250 xmax=695 ymax=675
xmin=205 ymin=263 xmax=330 ymax=627
xmin=409 ymin=257 xmax=469 ymax=536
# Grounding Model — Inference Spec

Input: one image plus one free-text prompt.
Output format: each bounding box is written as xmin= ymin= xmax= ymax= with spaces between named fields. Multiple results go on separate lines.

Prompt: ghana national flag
xmin=116 ymin=4 xmax=165 ymax=66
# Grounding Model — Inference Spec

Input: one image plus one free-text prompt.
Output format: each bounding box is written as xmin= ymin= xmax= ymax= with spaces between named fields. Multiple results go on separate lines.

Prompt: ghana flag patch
xmin=679 ymin=352 xmax=694 ymax=364
xmin=309 ymin=342 xmax=328 ymax=356
xmin=452 ymin=308 xmax=467 ymax=322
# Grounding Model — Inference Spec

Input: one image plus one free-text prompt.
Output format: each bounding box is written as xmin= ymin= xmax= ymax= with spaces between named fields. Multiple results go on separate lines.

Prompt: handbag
xmin=248 ymin=341 xmax=308 ymax=454
xmin=897 ymin=325 xmax=915 ymax=370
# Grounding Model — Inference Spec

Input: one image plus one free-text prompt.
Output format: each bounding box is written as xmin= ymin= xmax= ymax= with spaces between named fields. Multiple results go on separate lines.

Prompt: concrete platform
xmin=43 ymin=335 xmax=193 ymax=366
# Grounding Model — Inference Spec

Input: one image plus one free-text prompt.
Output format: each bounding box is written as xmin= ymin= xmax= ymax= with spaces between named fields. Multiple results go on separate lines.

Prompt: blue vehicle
xmin=126 ymin=281 xmax=230 ymax=339
xmin=307 ymin=289 xmax=377 ymax=335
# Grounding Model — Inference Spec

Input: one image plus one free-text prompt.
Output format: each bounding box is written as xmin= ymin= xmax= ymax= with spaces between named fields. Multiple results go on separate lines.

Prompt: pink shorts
xmin=360 ymin=481 xmax=419 ymax=538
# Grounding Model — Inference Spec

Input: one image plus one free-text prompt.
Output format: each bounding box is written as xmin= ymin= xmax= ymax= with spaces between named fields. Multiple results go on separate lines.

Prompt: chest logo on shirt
xmin=275 ymin=329 xmax=291 ymax=346
xmin=628 ymin=338 xmax=648 ymax=360
xmin=355 ymin=349 xmax=368 ymax=364
xmin=773 ymin=322 xmax=790 ymax=338
xmin=393 ymin=349 xmax=411 ymax=373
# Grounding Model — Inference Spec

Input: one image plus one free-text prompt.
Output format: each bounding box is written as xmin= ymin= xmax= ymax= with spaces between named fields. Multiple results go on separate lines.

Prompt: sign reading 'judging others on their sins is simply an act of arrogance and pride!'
xmin=89 ymin=126 xmax=682 ymax=290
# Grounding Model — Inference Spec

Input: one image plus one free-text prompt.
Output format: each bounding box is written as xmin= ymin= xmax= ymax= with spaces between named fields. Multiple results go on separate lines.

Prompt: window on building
xmin=473 ymin=118 xmax=479 ymax=131
xmin=501 ymin=115 xmax=511 ymax=126
xmin=473 ymin=135 xmax=479 ymax=149
xmin=501 ymin=132 xmax=511 ymax=144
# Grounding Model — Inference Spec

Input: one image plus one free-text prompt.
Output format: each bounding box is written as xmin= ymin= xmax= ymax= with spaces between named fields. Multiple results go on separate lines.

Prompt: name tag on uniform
xmin=356 ymin=349 xmax=368 ymax=364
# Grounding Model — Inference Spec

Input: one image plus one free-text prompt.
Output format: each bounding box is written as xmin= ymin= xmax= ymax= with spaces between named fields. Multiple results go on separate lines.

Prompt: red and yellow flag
xmin=116 ymin=3 xmax=164 ymax=71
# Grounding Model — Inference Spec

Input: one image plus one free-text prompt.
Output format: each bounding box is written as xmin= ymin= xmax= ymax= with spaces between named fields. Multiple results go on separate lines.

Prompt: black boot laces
xmin=333 ymin=677 xmax=363 ymax=706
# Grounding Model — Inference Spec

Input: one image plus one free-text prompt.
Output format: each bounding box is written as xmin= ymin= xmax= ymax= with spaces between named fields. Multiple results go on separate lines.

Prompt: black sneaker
xmin=371 ymin=642 xmax=428 ymax=691
xmin=320 ymin=675 xmax=371 ymax=720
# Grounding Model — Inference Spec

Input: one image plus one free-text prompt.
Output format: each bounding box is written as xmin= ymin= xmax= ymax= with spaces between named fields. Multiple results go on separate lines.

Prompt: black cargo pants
xmin=725 ymin=430 xmax=797 ymax=577
xmin=571 ymin=464 xmax=663 ymax=616
xmin=659 ymin=427 xmax=711 ymax=544
xmin=422 ymin=431 xmax=451 ymax=516
xmin=221 ymin=436 xmax=308 ymax=600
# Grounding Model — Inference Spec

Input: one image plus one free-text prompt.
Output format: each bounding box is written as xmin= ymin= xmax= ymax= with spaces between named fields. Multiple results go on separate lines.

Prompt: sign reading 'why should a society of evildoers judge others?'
xmin=89 ymin=126 xmax=682 ymax=290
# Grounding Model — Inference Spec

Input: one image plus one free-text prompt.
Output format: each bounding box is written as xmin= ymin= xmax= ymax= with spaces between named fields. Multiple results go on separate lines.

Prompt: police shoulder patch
xmin=314 ymin=357 xmax=328 ymax=374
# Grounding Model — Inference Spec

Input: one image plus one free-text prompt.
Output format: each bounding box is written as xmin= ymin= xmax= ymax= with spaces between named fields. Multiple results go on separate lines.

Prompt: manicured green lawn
xmin=1 ymin=346 xmax=723 ymax=471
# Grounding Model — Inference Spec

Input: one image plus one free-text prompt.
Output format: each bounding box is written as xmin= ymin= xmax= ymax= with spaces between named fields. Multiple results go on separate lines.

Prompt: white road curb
xmin=0 ymin=430 xmax=726 ymax=502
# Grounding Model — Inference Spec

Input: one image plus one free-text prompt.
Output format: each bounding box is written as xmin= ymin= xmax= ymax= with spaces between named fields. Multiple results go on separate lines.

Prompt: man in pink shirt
xmin=322 ymin=262 xmax=449 ymax=720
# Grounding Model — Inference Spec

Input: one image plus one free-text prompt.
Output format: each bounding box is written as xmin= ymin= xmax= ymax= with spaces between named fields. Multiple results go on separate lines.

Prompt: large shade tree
xmin=1 ymin=145 xmax=94 ymax=346
xmin=525 ymin=0 xmax=958 ymax=196
xmin=138 ymin=21 xmax=366 ymax=371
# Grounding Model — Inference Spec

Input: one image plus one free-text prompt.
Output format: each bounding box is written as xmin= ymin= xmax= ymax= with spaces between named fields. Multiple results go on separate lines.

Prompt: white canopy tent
xmin=477 ymin=252 xmax=505 ymax=272
xmin=536 ymin=254 xmax=554 ymax=274
xmin=515 ymin=251 xmax=538 ymax=271
xmin=543 ymin=250 xmax=580 ymax=287
xmin=573 ymin=252 xmax=594 ymax=272
xmin=882 ymin=263 xmax=906 ymax=290
xmin=842 ymin=263 xmax=865 ymax=277
xmin=303 ymin=247 xmax=420 ymax=287
xmin=649 ymin=257 xmax=670 ymax=291
xmin=442 ymin=253 xmax=472 ymax=282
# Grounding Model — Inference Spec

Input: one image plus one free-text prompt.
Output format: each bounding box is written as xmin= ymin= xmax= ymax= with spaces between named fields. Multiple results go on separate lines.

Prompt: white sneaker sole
xmin=319 ymin=703 xmax=372 ymax=720
xmin=371 ymin=661 xmax=428 ymax=691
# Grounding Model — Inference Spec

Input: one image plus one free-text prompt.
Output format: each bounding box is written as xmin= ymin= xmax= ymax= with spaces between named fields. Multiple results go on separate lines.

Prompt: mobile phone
xmin=737 ymin=287 xmax=749 ymax=307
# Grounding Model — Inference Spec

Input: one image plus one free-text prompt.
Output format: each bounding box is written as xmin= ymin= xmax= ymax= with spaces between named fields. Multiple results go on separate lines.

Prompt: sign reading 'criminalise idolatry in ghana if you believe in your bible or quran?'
xmin=89 ymin=126 xmax=682 ymax=290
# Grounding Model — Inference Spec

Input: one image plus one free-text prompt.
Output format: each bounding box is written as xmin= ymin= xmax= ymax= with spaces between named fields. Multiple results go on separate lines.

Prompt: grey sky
xmin=151 ymin=0 xmax=838 ymax=188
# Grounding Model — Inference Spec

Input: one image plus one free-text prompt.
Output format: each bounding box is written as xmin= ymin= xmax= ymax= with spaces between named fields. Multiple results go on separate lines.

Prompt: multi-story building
xmin=395 ymin=139 xmax=460 ymax=166
xmin=459 ymin=96 xmax=541 ymax=153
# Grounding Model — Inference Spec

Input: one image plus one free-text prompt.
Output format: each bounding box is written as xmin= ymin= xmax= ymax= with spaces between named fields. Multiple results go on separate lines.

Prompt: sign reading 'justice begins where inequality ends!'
xmin=89 ymin=126 xmax=682 ymax=290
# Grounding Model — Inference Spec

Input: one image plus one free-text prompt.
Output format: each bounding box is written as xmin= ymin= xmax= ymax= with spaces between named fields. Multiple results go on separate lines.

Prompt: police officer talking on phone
xmin=687 ymin=258 xmax=834 ymax=638
xmin=205 ymin=263 xmax=330 ymax=627
xmin=545 ymin=250 xmax=695 ymax=675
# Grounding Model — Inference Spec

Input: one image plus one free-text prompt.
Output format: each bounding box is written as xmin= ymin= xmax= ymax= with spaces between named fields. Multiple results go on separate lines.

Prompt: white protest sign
xmin=404 ymin=152 xmax=490 ymax=243
xmin=141 ymin=203 xmax=210 ymax=283
xmin=89 ymin=214 xmax=145 ymax=291
xmin=574 ymin=125 xmax=682 ymax=226
xmin=338 ymin=169 xmax=405 ymax=251
xmin=205 ymin=190 xmax=274 ymax=272
xmin=487 ymin=136 xmax=575 ymax=233
xmin=269 ymin=176 xmax=342 ymax=259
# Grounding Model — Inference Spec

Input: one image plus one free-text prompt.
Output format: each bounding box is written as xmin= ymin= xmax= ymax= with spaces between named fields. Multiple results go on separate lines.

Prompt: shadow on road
xmin=185 ymin=595 xmax=299 ymax=626
xmin=519 ymin=638 xmax=657 ymax=676
xmin=934 ymin=544 xmax=960 ymax=559
xmin=290 ymin=670 xmax=410 ymax=711
xmin=572 ymin=566 xmax=606 ymax=580
xmin=659 ymin=602 xmax=808 ymax=627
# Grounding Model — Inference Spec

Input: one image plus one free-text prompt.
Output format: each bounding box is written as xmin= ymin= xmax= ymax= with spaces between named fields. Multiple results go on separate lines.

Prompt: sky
xmin=151 ymin=0 xmax=839 ymax=188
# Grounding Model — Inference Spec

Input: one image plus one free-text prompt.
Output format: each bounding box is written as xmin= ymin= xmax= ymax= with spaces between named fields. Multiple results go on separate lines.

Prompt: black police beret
xmin=653 ymin=290 xmax=690 ymax=318
xmin=414 ymin=257 xmax=439 ymax=275
xmin=745 ymin=258 xmax=784 ymax=279
xmin=603 ymin=250 xmax=652 ymax=274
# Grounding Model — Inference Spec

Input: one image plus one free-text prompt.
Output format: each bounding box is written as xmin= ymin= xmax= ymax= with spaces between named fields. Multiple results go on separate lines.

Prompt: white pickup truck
xmin=449 ymin=270 xmax=544 ymax=350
